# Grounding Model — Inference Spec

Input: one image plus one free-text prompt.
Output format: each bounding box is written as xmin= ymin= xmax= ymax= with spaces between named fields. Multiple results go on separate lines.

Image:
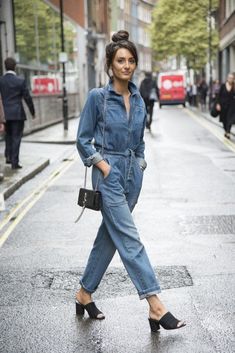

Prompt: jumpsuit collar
xmin=105 ymin=80 xmax=139 ymax=96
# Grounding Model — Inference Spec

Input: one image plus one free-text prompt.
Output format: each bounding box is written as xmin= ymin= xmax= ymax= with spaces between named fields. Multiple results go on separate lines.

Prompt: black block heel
xmin=76 ymin=300 xmax=85 ymax=316
xmin=149 ymin=312 xmax=186 ymax=332
xmin=75 ymin=300 xmax=105 ymax=320
xmin=149 ymin=318 xmax=160 ymax=332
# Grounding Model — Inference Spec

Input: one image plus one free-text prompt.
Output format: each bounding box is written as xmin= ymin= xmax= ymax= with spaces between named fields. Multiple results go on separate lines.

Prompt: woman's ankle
xmin=147 ymin=295 xmax=167 ymax=318
xmin=76 ymin=287 xmax=92 ymax=304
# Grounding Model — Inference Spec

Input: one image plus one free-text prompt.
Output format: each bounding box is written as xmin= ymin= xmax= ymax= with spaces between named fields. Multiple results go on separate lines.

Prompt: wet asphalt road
xmin=0 ymin=106 xmax=234 ymax=353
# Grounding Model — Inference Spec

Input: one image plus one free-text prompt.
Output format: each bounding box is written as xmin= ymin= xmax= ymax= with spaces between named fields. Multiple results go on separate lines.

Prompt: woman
xmin=216 ymin=73 xmax=235 ymax=139
xmin=76 ymin=30 xmax=186 ymax=332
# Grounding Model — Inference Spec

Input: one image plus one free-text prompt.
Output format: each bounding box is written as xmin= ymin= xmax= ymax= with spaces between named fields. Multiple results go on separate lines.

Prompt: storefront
xmin=0 ymin=0 xmax=83 ymax=133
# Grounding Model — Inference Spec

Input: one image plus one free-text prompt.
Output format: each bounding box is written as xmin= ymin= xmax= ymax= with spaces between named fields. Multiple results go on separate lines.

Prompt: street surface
xmin=0 ymin=106 xmax=234 ymax=353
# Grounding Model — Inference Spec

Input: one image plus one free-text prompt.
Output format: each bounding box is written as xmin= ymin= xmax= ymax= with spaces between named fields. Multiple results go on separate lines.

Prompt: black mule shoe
xmin=149 ymin=312 xmax=186 ymax=332
xmin=75 ymin=300 xmax=105 ymax=320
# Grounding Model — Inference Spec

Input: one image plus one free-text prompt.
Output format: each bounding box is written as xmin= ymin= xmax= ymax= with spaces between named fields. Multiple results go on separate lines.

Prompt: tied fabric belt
xmin=96 ymin=148 xmax=135 ymax=158
xmin=96 ymin=148 xmax=135 ymax=181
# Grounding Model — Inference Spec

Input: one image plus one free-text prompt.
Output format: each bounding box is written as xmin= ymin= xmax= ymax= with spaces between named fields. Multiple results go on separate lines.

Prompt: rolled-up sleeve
xmin=76 ymin=89 xmax=103 ymax=167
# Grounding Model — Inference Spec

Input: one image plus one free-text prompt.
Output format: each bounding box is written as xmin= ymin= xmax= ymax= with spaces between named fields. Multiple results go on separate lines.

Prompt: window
xmin=119 ymin=0 xmax=124 ymax=10
xmin=13 ymin=0 xmax=77 ymax=71
xmin=225 ymin=0 xmax=235 ymax=18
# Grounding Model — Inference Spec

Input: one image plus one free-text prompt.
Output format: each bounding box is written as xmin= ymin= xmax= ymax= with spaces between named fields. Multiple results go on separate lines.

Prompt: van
xmin=158 ymin=71 xmax=186 ymax=108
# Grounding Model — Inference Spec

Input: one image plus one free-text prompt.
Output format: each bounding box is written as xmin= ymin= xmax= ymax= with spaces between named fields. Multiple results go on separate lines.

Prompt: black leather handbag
xmin=210 ymin=102 xmax=219 ymax=118
xmin=78 ymin=188 xmax=101 ymax=211
xmin=75 ymin=91 xmax=107 ymax=223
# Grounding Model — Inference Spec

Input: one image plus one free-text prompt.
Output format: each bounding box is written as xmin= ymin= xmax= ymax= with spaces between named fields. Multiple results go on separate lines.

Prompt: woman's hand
xmin=216 ymin=103 xmax=221 ymax=112
xmin=95 ymin=160 xmax=111 ymax=178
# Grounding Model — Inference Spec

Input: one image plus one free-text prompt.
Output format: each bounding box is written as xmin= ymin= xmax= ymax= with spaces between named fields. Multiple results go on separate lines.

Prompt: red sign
xmin=32 ymin=77 xmax=60 ymax=95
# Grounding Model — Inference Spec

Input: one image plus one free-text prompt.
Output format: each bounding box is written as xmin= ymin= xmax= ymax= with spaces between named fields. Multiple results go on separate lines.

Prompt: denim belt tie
xmin=97 ymin=148 xmax=135 ymax=181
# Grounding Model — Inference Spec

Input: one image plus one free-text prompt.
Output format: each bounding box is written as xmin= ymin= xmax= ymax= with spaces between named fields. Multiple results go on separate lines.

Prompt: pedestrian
xmin=0 ymin=57 xmax=35 ymax=169
xmin=216 ymin=73 xmax=235 ymax=139
xmin=198 ymin=78 xmax=208 ymax=111
xmin=211 ymin=79 xmax=220 ymax=103
xmin=139 ymin=72 xmax=158 ymax=130
xmin=76 ymin=30 xmax=186 ymax=332
xmin=192 ymin=82 xmax=197 ymax=107
xmin=0 ymin=94 xmax=5 ymax=131
xmin=187 ymin=84 xmax=193 ymax=106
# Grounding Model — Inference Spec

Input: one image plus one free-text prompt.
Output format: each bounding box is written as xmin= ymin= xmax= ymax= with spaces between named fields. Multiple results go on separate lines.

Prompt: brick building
xmin=218 ymin=0 xmax=235 ymax=82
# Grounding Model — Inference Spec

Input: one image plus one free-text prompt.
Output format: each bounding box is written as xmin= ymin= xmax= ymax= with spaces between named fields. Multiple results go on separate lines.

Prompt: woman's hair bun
xmin=112 ymin=30 xmax=129 ymax=43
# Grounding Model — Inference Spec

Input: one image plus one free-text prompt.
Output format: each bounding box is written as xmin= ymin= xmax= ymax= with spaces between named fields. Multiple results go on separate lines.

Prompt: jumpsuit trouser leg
xmin=80 ymin=153 xmax=161 ymax=299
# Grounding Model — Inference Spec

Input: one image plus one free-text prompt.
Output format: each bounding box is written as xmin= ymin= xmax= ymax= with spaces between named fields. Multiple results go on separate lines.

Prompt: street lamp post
xmin=59 ymin=0 xmax=68 ymax=131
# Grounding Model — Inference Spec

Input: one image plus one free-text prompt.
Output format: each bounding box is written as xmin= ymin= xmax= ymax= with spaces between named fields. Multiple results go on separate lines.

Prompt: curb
xmin=1 ymin=158 xmax=50 ymax=200
xmin=188 ymin=106 xmax=235 ymax=136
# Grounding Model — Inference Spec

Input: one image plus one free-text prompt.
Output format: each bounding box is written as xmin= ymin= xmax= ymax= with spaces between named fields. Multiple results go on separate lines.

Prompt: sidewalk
xmin=0 ymin=118 xmax=78 ymax=205
xmin=188 ymin=105 xmax=235 ymax=135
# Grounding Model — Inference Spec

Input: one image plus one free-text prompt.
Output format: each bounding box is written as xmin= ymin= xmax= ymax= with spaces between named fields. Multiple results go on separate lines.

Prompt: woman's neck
xmin=226 ymin=81 xmax=233 ymax=91
xmin=113 ymin=79 xmax=129 ymax=96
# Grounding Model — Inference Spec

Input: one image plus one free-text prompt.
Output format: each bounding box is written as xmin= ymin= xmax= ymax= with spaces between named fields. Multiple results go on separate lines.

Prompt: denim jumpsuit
xmin=76 ymin=80 xmax=161 ymax=299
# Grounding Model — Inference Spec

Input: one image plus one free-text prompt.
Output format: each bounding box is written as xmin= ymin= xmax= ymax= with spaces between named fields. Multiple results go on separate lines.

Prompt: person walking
xmin=198 ymin=78 xmax=208 ymax=111
xmin=211 ymin=79 xmax=220 ymax=104
xmin=75 ymin=30 xmax=186 ymax=332
xmin=139 ymin=72 xmax=158 ymax=130
xmin=0 ymin=57 xmax=35 ymax=169
xmin=216 ymin=73 xmax=235 ymax=139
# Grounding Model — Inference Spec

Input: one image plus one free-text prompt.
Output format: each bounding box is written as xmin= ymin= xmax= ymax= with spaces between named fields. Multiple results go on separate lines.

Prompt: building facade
xmin=218 ymin=0 xmax=235 ymax=82
xmin=0 ymin=0 xmax=86 ymax=133
xmin=111 ymin=0 xmax=156 ymax=85
xmin=0 ymin=0 xmax=159 ymax=133
xmin=86 ymin=0 xmax=111 ymax=89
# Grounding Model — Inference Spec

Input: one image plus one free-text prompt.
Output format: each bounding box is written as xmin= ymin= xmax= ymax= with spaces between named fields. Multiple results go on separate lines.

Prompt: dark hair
xmin=5 ymin=57 xmax=16 ymax=71
xmin=105 ymin=30 xmax=138 ymax=78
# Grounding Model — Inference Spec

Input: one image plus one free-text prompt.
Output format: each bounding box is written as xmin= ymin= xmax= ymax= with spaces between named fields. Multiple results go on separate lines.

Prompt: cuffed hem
xmin=84 ymin=151 xmax=103 ymax=167
xmin=136 ymin=157 xmax=147 ymax=171
xmin=79 ymin=280 xmax=96 ymax=294
xmin=139 ymin=288 xmax=161 ymax=300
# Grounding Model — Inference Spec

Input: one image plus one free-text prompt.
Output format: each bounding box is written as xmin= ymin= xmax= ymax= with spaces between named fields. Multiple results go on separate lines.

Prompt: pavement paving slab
xmin=0 ymin=118 xmax=78 ymax=203
xmin=0 ymin=155 xmax=49 ymax=201
xmin=22 ymin=118 xmax=78 ymax=144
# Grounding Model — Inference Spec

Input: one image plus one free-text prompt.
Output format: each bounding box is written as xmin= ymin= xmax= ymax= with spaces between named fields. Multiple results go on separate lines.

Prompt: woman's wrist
xmin=95 ymin=160 xmax=111 ymax=177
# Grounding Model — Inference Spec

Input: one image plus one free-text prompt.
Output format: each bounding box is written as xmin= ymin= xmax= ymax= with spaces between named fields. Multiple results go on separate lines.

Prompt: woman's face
xmin=227 ymin=74 xmax=234 ymax=84
xmin=111 ymin=48 xmax=136 ymax=82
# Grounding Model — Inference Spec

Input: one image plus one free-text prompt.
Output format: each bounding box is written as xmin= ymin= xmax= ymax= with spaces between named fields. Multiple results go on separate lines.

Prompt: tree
xmin=151 ymin=0 xmax=219 ymax=70
xmin=14 ymin=0 xmax=75 ymax=69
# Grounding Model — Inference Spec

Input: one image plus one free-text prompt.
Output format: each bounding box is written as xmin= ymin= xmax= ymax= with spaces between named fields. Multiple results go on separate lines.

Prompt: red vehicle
xmin=158 ymin=71 xmax=186 ymax=108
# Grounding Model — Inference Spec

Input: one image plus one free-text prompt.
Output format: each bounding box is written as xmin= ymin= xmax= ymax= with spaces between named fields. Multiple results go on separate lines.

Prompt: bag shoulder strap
xmin=75 ymin=89 xmax=107 ymax=223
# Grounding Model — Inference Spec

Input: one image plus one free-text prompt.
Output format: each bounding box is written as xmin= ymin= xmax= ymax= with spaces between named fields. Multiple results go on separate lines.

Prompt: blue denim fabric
xmin=77 ymin=80 xmax=147 ymax=170
xmin=76 ymin=81 xmax=161 ymax=299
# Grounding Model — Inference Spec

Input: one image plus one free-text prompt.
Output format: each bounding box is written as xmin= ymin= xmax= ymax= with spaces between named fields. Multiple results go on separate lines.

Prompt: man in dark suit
xmin=0 ymin=57 xmax=35 ymax=169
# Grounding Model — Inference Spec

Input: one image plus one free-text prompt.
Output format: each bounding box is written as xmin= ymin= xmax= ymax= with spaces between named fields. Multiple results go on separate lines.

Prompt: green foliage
xmin=151 ymin=0 xmax=219 ymax=70
xmin=14 ymin=0 xmax=75 ymax=68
